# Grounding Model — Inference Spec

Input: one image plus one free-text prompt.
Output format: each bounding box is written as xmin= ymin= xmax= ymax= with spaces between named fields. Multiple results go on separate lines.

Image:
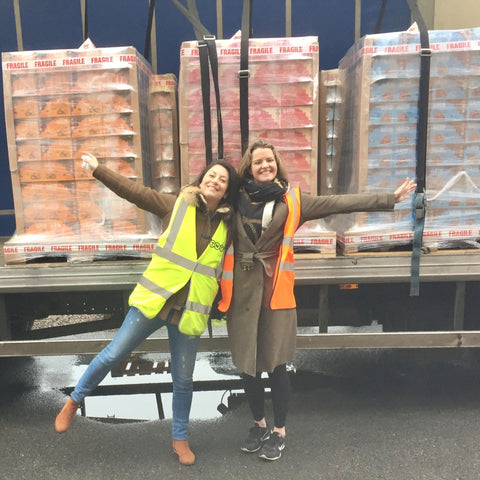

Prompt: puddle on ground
xmin=81 ymin=355 xmax=244 ymax=422
xmin=36 ymin=352 xmax=246 ymax=423
xmin=35 ymin=350 xmax=338 ymax=424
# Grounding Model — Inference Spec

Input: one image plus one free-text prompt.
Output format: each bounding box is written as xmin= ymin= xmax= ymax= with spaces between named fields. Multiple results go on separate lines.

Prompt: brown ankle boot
xmin=55 ymin=397 xmax=80 ymax=433
xmin=172 ymin=439 xmax=195 ymax=465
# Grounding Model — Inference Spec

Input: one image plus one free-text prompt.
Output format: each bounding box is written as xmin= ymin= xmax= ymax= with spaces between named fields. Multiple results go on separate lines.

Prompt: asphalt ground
xmin=2 ymin=348 xmax=480 ymax=480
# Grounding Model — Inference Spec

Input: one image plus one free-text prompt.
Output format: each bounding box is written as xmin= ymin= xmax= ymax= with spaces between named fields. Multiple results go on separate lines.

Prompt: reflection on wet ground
xmin=7 ymin=347 xmax=480 ymax=425
xmin=4 ymin=348 xmax=480 ymax=480
xmin=35 ymin=352 xmax=245 ymax=423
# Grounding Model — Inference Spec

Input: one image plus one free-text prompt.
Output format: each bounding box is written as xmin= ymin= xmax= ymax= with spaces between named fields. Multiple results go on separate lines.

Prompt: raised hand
xmin=394 ymin=177 xmax=417 ymax=203
xmin=80 ymin=152 xmax=99 ymax=171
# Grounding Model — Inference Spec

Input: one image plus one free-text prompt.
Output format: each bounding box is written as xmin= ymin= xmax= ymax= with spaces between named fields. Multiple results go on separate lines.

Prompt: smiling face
xmin=250 ymin=147 xmax=278 ymax=184
xmin=199 ymin=164 xmax=230 ymax=210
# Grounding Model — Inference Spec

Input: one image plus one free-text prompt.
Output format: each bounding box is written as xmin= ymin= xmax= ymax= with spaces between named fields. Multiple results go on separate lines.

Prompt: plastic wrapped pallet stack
xmin=2 ymin=40 xmax=157 ymax=263
xmin=148 ymin=74 xmax=180 ymax=194
xmin=319 ymin=68 xmax=344 ymax=196
xmin=289 ymin=68 xmax=345 ymax=257
xmin=178 ymin=33 xmax=319 ymax=194
xmin=334 ymin=26 xmax=480 ymax=253
xmin=178 ymin=33 xmax=337 ymax=255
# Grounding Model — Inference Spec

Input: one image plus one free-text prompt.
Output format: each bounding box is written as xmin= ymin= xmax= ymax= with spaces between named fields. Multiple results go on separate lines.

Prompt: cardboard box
xmin=148 ymin=74 xmax=180 ymax=194
xmin=2 ymin=41 xmax=156 ymax=262
xmin=178 ymin=34 xmax=319 ymax=194
xmin=319 ymin=69 xmax=344 ymax=195
xmin=333 ymin=27 xmax=480 ymax=251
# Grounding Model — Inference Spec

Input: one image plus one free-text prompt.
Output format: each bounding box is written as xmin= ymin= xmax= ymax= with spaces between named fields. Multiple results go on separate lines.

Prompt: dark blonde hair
xmin=237 ymin=139 xmax=289 ymax=182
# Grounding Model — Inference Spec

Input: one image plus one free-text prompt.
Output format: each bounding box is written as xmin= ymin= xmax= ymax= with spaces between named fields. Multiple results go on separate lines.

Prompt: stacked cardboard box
xmin=319 ymin=69 xmax=344 ymax=196
xmin=148 ymin=74 xmax=180 ymax=194
xmin=294 ymin=68 xmax=343 ymax=256
xmin=178 ymin=34 xmax=320 ymax=195
xmin=2 ymin=42 xmax=156 ymax=263
xmin=178 ymin=34 xmax=336 ymax=253
xmin=334 ymin=27 xmax=480 ymax=252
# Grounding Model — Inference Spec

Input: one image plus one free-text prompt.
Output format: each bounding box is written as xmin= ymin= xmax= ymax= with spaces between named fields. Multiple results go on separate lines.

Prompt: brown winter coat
xmin=93 ymin=165 xmax=231 ymax=325
xmin=226 ymin=190 xmax=395 ymax=377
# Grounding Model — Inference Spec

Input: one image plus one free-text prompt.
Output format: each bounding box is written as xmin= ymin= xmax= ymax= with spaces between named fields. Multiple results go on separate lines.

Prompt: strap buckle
xmin=415 ymin=204 xmax=425 ymax=220
xmin=203 ymin=34 xmax=216 ymax=41
xmin=420 ymin=48 xmax=432 ymax=56
xmin=238 ymin=69 xmax=250 ymax=79
xmin=240 ymin=252 xmax=254 ymax=271
xmin=414 ymin=192 xmax=427 ymax=220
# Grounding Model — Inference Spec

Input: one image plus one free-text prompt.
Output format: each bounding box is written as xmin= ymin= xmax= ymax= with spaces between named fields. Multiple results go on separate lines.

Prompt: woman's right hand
xmin=80 ymin=152 xmax=99 ymax=171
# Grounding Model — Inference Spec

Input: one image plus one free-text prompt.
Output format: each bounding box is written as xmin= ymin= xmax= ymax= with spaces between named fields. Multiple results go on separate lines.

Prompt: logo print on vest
xmin=209 ymin=239 xmax=225 ymax=251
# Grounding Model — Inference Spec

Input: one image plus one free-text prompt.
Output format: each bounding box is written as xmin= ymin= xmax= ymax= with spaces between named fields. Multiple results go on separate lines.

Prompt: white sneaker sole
xmin=258 ymin=443 xmax=285 ymax=461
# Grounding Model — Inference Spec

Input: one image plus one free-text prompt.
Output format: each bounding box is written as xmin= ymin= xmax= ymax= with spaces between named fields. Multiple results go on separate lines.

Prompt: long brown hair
xmin=237 ymin=139 xmax=289 ymax=182
xmin=190 ymin=160 xmax=240 ymax=242
xmin=191 ymin=160 xmax=240 ymax=208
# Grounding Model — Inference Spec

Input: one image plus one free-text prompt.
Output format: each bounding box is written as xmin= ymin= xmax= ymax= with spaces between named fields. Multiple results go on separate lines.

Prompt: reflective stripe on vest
xmin=128 ymin=194 xmax=228 ymax=335
xmin=218 ymin=187 xmax=301 ymax=312
xmin=269 ymin=187 xmax=301 ymax=310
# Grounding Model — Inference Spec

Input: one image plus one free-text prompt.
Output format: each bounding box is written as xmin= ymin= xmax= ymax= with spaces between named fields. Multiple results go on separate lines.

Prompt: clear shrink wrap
xmin=319 ymin=69 xmax=344 ymax=196
xmin=179 ymin=33 xmax=332 ymax=253
xmin=148 ymin=74 xmax=180 ymax=194
xmin=2 ymin=40 xmax=157 ymax=263
xmin=332 ymin=26 xmax=480 ymax=253
xmin=178 ymin=32 xmax=319 ymax=195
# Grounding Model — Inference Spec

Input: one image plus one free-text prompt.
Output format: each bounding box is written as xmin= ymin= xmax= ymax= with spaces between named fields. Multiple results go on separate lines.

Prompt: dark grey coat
xmin=226 ymin=190 xmax=395 ymax=376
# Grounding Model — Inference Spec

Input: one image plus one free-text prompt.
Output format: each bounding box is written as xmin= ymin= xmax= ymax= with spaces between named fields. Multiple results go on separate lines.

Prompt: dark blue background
xmin=0 ymin=0 xmax=411 ymax=235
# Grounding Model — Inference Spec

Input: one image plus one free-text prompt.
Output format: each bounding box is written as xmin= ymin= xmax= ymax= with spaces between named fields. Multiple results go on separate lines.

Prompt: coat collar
xmin=180 ymin=185 xmax=232 ymax=221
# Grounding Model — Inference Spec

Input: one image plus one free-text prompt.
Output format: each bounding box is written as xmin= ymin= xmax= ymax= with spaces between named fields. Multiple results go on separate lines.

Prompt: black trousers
xmin=242 ymin=363 xmax=291 ymax=429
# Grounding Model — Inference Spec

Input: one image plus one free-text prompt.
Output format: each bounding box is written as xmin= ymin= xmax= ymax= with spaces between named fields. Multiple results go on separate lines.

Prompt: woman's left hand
xmin=394 ymin=177 xmax=417 ymax=203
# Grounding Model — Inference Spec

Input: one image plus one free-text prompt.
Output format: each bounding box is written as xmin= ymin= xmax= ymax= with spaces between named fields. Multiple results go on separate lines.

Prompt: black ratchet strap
xmin=144 ymin=0 xmax=156 ymax=61
xmin=406 ymin=0 xmax=431 ymax=296
xmin=83 ymin=0 xmax=88 ymax=41
xmin=240 ymin=0 xmax=252 ymax=155
xmin=171 ymin=0 xmax=224 ymax=164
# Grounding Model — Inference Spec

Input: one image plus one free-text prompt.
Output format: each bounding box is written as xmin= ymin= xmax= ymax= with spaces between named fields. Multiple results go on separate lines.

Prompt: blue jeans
xmin=71 ymin=306 xmax=200 ymax=440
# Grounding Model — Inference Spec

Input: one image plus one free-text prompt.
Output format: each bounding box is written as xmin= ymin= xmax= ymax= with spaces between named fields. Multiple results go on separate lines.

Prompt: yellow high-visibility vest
xmin=129 ymin=194 xmax=228 ymax=335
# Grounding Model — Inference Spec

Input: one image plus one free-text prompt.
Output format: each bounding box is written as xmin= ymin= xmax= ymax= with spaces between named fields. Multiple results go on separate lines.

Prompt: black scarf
xmin=238 ymin=178 xmax=289 ymax=244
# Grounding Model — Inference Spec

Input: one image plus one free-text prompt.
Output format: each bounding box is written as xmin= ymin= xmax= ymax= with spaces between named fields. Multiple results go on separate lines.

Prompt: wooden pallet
xmin=111 ymin=358 xmax=171 ymax=377
xmin=339 ymin=228 xmax=480 ymax=256
xmin=337 ymin=229 xmax=413 ymax=255
xmin=293 ymin=230 xmax=337 ymax=257
xmin=3 ymin=239 xmax=155 ymax=265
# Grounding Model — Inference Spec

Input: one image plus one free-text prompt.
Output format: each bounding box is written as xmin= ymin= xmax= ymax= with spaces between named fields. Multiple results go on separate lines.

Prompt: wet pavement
xmin=2 ymin=347 xmax=480 ymax=479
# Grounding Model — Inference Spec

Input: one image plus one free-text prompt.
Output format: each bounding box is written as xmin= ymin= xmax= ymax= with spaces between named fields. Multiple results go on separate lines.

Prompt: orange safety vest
xmin=218 ymin=187 xmax=301 ymax=312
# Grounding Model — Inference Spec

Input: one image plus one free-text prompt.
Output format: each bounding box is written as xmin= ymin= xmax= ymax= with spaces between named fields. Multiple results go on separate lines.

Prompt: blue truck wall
xmin=0 ymin=0 xmax=411 ymax=236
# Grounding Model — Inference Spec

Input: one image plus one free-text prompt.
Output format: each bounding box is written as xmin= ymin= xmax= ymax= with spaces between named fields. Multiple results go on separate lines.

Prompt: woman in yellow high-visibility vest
xmin=219 ymin=139 xmax=416 ymax=461
xmin=55 ymin=152 xmax=239 ymax=466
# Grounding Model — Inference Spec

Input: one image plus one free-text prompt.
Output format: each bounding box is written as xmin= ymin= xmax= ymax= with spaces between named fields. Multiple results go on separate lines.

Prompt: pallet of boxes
xmin=1 ymin=39 xmax=172 ymax=264
xmin=319 ymin=68 xmax=344 ymax=196
xmin=331 ymin=26 xmax=480 ymax=254
xmin=148 ymin=73 xmax=180 ymax=195
xmin=178 ymin=32 xmax=336 ymax=256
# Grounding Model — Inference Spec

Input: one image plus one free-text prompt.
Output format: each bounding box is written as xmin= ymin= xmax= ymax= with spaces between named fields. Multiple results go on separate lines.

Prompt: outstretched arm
xmin=300 ymin=178 xmax=416 ymax=224
xmin=79 ymin=152 xmax=176 ymax=218
xmin=394 ymin=178 xmax=417 ymax=203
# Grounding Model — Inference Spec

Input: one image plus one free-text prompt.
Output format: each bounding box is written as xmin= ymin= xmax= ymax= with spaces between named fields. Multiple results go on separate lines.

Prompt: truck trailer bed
xmin=2 ymin=236 xmax=480 ymax=356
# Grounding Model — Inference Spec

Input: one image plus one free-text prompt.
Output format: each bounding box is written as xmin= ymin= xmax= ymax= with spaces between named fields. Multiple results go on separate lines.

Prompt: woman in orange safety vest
xmin=219 ymin=139 xmax=416 ymax=461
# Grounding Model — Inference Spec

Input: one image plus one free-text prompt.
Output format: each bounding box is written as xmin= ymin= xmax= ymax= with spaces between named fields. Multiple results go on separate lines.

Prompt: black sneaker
xmin=258 ymin=432 xmax=285 ymax=461
xmin=241 ymin=424 xmax=270 ymax=453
